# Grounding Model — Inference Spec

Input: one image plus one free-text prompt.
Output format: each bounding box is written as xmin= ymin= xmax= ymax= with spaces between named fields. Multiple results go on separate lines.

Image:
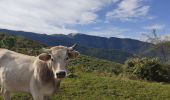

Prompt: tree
xmin=143 ymin=29 xmax=161 ymax=44
xmin=143 ymin=29 xmax=170 ymax=63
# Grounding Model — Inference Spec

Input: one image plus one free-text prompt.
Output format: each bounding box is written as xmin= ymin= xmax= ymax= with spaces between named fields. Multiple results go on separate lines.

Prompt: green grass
xmin=68 ymin=55 xmax=123 ymax=75
xmin=1 ymin=72 xmax=170 ymax=100
xmin=51 ymin=73 xmax=170 ymax=100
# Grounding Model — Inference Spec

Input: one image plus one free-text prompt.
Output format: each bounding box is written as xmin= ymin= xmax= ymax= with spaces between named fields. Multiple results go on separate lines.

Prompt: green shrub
xmin=124 ymin=57 xmax=170 ymax=82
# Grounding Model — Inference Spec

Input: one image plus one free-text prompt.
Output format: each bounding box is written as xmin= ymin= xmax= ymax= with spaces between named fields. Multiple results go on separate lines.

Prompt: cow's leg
xmin=32 ymin=93 xmax=44 ymax=100
xmin=0 ymin=87 xmax=3 ymax=96
xmin=30 ymin=79 xmax=44 ymax=100
xmin=30 ymin=86 xmax=44 ymax=100
xmin=3 ymin=89 xmax=11 ymax=100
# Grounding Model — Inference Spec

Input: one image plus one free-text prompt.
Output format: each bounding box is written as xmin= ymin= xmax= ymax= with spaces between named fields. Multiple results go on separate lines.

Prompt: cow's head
xmin=38 ymin=44 xmax=79 ymax=80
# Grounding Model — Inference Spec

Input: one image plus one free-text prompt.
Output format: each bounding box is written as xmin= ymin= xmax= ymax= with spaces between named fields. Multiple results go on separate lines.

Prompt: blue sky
xmin=0 ymin=0 xmax=169 ymax=40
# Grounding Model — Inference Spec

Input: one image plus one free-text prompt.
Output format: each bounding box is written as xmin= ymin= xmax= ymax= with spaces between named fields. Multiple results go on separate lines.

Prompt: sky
xmin=0 ymin=0 xmax=169 ymax=40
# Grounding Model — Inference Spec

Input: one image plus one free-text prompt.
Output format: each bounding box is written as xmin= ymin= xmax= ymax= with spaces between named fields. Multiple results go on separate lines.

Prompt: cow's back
xmin=0 ymin=48 xmax=35 ymax=65
xmin=0 ymin=49 xmax=36 ymax=92
xmin=0 ymin=49 xmax=15 ymax=66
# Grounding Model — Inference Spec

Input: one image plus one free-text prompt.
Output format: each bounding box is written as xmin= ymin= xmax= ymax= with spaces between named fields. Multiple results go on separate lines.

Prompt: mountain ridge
xmin=0 ymin=28 xmax=152 ymax=53
xmin=0 ymin=28 xmax=153 ymax=63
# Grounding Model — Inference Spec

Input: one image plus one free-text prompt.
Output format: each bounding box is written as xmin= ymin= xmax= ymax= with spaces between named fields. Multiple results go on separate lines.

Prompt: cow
xmin=0 ymin=44 xmax=79 ymax=100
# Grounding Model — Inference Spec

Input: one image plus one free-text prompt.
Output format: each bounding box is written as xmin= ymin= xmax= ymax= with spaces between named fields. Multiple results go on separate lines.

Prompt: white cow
xmin=0 ymin=44 xmax=79 ymax=100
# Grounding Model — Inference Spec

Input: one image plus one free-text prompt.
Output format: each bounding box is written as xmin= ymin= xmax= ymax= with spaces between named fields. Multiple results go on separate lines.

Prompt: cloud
xmin=144 ymin=24 xmax=165 ymax=30
xmin=0 ymin=0 xmax=116 ymax=34
xmin=106 ymin=0 xmax=151 ymax=22
xmin=160 ymin=34 xmax=170 ymax=42
xmin=87 ymin=27 xmax=128 ymax=38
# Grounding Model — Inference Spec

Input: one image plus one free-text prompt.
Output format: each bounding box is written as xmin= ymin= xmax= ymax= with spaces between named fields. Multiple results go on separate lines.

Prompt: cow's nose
xmin=56 ymin=71 xmax=66 ymax=78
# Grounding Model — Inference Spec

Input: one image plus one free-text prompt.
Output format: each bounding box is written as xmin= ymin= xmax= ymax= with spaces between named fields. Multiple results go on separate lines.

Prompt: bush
xmin=124 ymin=57 xmax=170 ymax=82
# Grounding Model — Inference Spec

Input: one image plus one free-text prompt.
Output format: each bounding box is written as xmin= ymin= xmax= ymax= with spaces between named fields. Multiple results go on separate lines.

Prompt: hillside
xmin=68 ymin=55 xmax=123 ymax=75
xmin=0 ymin=32 xmax=46 ymax=55
xmin=0 ymin=32 xmax=123 ymax=75
xmin=77 ymin=46 xmax=133 ymax=63
xmin=0 ymin=29 xmax=138 ymax=63
xmin=0 ymin=32 xmax=123 ymax=74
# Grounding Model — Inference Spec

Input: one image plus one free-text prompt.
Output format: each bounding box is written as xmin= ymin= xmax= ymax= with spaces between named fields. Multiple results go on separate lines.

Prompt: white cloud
xmin=144 ymin=24 xmax=165 ymax=30
xmin=160 ymin=34 xmax=170 ymax=42
xmin=106 ymin=0 xmax=151 ymax=21
xmin=87 ymin=27 xmax=128 ymax=38
xmin=0 ymin=0 xmax=116 ymax=34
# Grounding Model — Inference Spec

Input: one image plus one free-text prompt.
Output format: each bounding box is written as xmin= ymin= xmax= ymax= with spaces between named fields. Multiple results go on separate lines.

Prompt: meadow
xmin=1 ymin=72 xmax=170 ymax=100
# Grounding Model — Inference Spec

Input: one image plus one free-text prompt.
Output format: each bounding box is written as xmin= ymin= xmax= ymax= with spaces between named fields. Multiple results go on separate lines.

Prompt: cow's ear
xmin=68 ymin=51 xmax=79 ymax=59
xmin=36 ymin=60 xmax=53 ymax=84
xmin=39 ymin=53 xmax=51 ymax=61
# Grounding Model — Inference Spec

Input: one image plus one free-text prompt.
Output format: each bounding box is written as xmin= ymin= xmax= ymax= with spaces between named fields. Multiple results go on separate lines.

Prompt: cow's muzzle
xmin=56 ymin=71 xmax=66 ymax=78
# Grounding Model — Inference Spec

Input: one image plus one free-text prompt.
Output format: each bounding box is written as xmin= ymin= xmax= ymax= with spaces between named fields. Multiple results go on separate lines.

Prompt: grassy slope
xmin=1 ymin=73 xmax=170 ymax=100
xmin=53 ymin=73 xmax=170 ymax=100
xmin=68 ymin=55 xmax=123 ymax=75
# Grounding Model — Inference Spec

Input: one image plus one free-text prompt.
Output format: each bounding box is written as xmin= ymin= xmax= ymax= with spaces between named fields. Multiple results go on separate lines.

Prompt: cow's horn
xmin=69 ymin=44 xmax=77 ymax=50
xmin=41 ymin=48 xmax=52 ymax=53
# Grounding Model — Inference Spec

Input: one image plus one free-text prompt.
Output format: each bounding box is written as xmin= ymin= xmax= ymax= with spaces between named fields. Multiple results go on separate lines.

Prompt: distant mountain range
xmin=0 ymin=29 xmax=153 ymax=63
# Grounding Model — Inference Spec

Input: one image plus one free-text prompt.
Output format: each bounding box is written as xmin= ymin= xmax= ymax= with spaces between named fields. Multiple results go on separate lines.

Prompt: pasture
xmin=1 ymin=73 xmax=170 ymax=100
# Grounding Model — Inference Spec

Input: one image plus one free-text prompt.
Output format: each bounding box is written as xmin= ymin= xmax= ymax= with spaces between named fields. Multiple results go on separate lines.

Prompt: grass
xmin=1 ymin=72 xmax=170 ymax=100
xmin=51 ymin=73 xmax=170 ymax=100
xmin=68 ymin=55 xmax=123 ymax=75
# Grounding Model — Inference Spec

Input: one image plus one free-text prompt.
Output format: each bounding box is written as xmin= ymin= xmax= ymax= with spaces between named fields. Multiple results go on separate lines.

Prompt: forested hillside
xmin=0 ymin=32 xmax=123 ymax=75
xmin=0 ymin=30 xmax=136 ymax=63
xmin=77 ymin=46 xmax=133 ymax=63
xmin=0 ymin=33 xmax=45 ymax=55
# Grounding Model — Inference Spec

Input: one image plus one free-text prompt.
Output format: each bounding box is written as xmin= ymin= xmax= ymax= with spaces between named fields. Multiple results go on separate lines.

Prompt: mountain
xmin=76 ymin=45 xmax=133 ymax=63
xmin=0 ymin=29 xmax=152 ymax=63
xmin=0 ymin=29 xmax=152 ymax=53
